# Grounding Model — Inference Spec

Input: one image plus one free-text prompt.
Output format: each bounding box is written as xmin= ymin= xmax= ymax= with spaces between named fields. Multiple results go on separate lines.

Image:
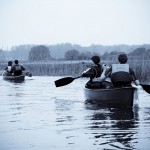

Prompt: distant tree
xmin=101 ymin=52 xmax=109 ymax=60
xmin=101 ymin=51 xmax=122 ymax=61
xmin=129 ymin=47 xmax=146 ymax=56
xmin=65 ymin=49 xmax=79 ymax=60
xmin=78 ymin=51 xmax=91 ymax=60
xmin=28 ymin=45 xmax=51 ymax=61
xmin=0 ymin=49 xmax=6 ymax=61
xmin=128 ymin=47 xmax=146 ymax=60
xmin=6 ymin=45 xmax=33 ymax=61
xmin=86 ymin=51 xmax=93 ymax=59
xmin=79 ymin=52 xmax=88 ymax=60
xmin=145 ymin=49 xmax=150 ymax=59
xmin=109 ymin=51 xmax=120 ymax=55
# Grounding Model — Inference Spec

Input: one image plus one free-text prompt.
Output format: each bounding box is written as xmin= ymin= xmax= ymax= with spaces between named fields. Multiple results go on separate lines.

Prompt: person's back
xmin=111 ymin=63 xmax=132 ymax=87
xmin=5 ymin=61 xmax=13 ymax=76
xmin=81 ymin=56 xmax=110 ymax=88
xmin=11 ymin=60 xmax=25 ymax=76
xmin=82 ymin=55 xmax=102 ymax=76
xmin=105 ymin=54 xmax=139 ymax=87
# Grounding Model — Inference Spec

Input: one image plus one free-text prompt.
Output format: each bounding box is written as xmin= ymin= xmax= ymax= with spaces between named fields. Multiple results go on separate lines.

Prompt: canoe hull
xmin=2 ymin=71 xmax=25 ymax=81
xmin=84 ymin=87 xmax=136 ymax=108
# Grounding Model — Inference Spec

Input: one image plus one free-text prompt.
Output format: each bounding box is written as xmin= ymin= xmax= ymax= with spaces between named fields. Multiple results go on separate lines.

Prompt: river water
xmin=0 ymin=76 xmax=150 ymax=150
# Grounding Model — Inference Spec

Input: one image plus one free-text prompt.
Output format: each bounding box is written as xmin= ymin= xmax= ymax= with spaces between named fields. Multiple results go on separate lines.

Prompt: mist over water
xmin=0 ymin=76 xmax=150 ymax=150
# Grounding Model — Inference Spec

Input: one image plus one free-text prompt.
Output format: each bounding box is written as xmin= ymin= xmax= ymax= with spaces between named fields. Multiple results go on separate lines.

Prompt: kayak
xmin=2 ymin=71 xmax=25 ymax=81
xmin=84 ymin=86 xmax=136 ymax=108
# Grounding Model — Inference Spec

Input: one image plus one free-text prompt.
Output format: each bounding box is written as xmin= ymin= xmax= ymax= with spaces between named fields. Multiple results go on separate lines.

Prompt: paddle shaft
xmin=74 ymin=76 xmax=82 ymax=79
xmin=25 ymin=72 xmax=32 ymax=77
xmin=55 ymin=76 xmax=82 ymax=87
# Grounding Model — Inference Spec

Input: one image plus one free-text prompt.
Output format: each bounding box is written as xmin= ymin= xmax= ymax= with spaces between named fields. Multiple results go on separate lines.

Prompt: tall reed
xmin=0 ymin=60 xmax=149 ymax=81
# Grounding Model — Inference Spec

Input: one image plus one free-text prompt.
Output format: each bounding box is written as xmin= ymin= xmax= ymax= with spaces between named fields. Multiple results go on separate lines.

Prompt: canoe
xmin=84 ymin=87 xmax=136 ymax=108
xmin=2 ymin=71 xmax=25 ymax=81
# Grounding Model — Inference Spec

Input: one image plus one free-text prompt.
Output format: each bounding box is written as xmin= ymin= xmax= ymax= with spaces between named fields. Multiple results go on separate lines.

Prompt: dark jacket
xmin=10 ymin=64 xmax=25 ymax=76
xmin=82 ymin=64 xmax=103 ymax=80
xmin=82 ymin=64 xmax=107 ymax=88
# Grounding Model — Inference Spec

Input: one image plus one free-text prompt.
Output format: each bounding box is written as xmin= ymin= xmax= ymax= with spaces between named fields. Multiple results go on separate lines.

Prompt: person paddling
xmin=81 ymin=55 xmax=111 ymax=88
xmin=5 ymin=61 xmax=13 ymax=76
xmin=10 ymin=60 xmax=25 ymax=76
xmin=104 ymin=53 xmax=139 ymax=87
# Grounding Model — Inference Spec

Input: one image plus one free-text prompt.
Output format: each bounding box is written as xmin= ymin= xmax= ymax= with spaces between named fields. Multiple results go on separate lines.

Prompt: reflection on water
xmin=0 ymin=76 xmax=150 ymax=150
xmin=85 ymin=103 xmax=139 ymax=149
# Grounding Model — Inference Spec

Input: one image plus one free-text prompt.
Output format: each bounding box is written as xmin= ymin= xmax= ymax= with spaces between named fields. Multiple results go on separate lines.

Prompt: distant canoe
xmin=84 ymin=87 xmax=136 ymax=108
xmin=2 ymin=71 xmax=25 ymax=81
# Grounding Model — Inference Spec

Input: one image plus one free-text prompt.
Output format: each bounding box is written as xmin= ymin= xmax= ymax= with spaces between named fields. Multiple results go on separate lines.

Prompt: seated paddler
xmin=4 ymin=61 xmax=13 ymax=76
xmin=10 ymin=60 xmax=25 ymax=76
xmin=81 ymin=55 xmax=112 ymax=88
xmin=104 ymin=53 xmax=140 ymax=87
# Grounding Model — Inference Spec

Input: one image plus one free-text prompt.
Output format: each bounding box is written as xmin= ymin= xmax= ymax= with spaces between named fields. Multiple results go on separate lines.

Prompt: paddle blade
xmin=55 ymin=77 xmax=74 ymax=87
xmin=25 ymin=72 xmax=32 ymax=77
xmin=140 ymin=84 xmax=150 ymax=94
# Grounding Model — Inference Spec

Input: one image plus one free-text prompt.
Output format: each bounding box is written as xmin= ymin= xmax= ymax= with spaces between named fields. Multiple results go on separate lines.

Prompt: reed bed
xmin=23 ymin=61 xmax=87 ymax=76
xmin=0 ymin=60 xmax=149 ymax=81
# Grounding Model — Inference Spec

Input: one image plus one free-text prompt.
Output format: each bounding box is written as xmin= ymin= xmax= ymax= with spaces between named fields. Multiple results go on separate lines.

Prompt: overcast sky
xmin=0 ymin=0 xmax=150 ymax=49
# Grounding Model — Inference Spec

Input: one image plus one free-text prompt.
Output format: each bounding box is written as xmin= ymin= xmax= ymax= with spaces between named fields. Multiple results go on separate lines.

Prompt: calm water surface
xmin=0 ymin=76 xmax=150 ymax=150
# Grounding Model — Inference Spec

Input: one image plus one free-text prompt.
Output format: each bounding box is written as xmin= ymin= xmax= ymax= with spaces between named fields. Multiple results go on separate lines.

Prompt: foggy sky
xmin=0 ymin=0 xmax=150 ymax=49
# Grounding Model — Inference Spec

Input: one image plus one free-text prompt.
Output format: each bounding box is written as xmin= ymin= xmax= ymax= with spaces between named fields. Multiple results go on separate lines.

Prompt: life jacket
xmin=14 ymin=64 xmax=22 ymax=71
xmin=7 ymin=66 xmax=12 ymax=72
xmin=92 ymin=65 xmax=103 ymax=82
xmin=111 ymin=64 xmax=132 ymax=83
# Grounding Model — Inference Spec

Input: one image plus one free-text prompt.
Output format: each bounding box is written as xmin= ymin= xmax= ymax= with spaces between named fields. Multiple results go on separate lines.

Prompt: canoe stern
xmin=84 ymin=87 xmax=136 ymax=108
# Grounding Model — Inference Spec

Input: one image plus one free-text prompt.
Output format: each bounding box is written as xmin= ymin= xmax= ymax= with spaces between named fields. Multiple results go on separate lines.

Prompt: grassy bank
xmin=0 ymin=60 xmax=149 ymax=81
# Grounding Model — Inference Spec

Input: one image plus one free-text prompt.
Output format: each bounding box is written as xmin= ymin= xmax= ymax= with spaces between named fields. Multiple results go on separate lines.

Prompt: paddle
xmin=25 ymin=72 xmax=32 ymax=77
xmin=54 ymin=75 xmax=150 ymax=94
xmin=55 ymin=76 xmax=81 ymax=87
xmin=140 ymin=84 xmax=150 ymax=94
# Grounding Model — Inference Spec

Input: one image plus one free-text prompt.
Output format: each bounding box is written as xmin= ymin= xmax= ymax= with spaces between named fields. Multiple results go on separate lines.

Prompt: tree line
xmin=28 ymin=45 xmax=150 ymax=61
xmin=1 ymin=43 xmax=150 ymax=62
